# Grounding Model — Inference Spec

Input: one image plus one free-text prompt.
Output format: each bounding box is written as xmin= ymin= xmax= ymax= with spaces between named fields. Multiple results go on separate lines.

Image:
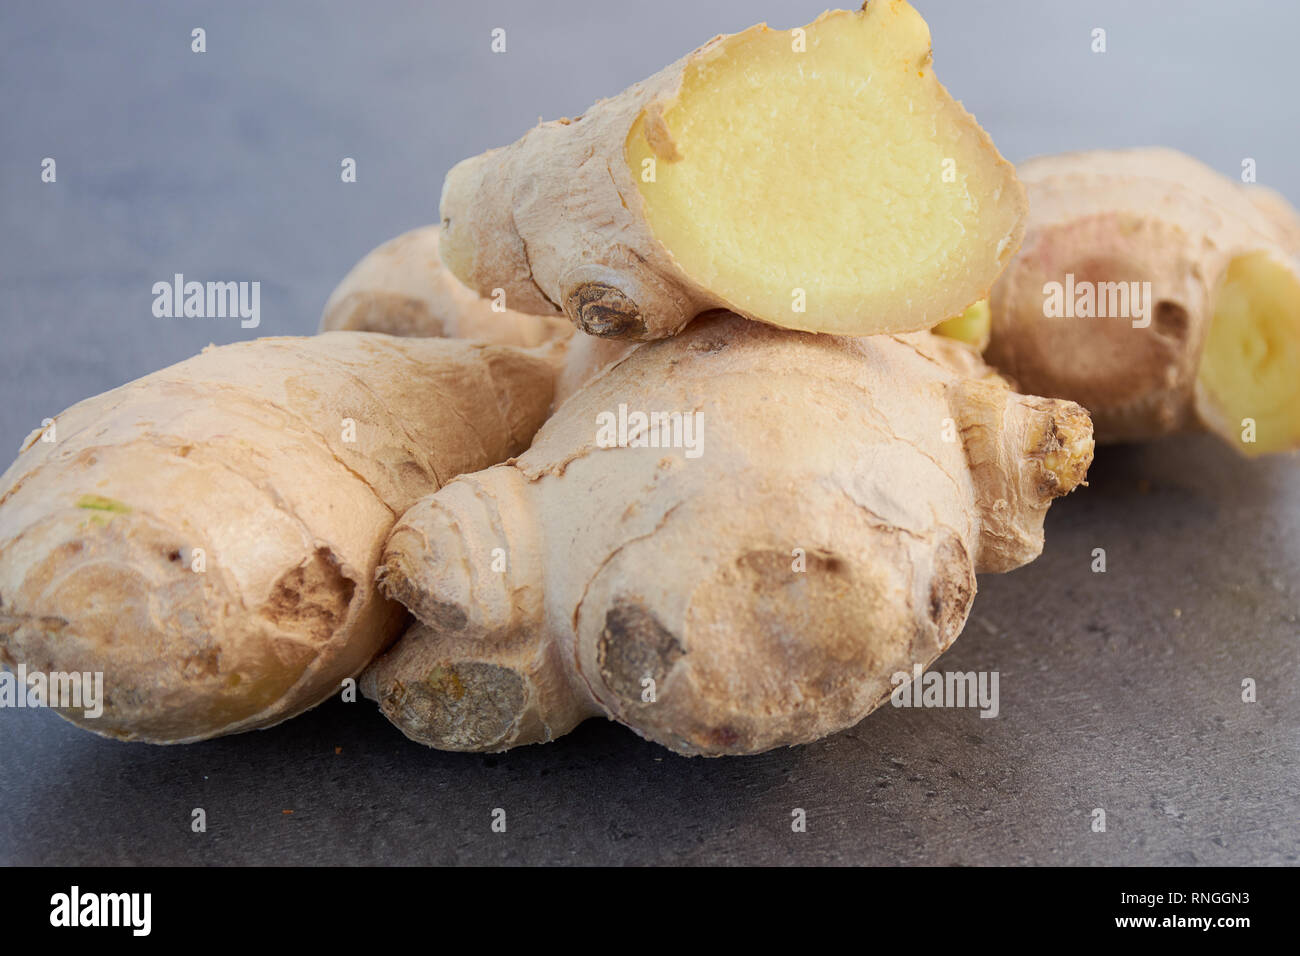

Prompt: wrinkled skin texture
xmin=364 ymin=313 xmax=1092 ymax=756
xmin=320 ymin=225 xmax=571 ymax=347
xmin=0 ymin=332 xmax=556 ymax=743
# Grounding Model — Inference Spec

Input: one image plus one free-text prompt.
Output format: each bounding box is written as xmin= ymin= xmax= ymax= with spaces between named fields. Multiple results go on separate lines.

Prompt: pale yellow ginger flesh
xmin=1199 ymin=253 xmax=1300 ymax=456
xmin=934 ymin=299 xmax=992 ymax=349
xmin=625 ymin=5 xmax=1023 ymax=335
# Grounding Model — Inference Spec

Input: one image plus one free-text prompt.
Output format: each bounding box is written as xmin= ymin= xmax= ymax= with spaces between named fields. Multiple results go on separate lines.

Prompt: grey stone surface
xmin=0 ymin=0 xmax=1296 ymax=865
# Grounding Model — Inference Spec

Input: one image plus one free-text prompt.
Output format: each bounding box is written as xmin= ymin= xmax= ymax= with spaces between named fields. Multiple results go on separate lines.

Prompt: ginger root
xmin=320 ymin=225 xmax=571 ymax=347
xmin=976 ymin=148 xmax=1300 ymax=455
xmin=0 ymin=332 xmax=556 ymax=742
xmin=362 ymin=313 xmax=1092 ymax=756
xmin=439 ymin=2 xmax=1025 ymax=340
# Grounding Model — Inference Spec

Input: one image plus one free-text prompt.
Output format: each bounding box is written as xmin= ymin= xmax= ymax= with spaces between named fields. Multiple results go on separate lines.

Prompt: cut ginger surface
xmin=438 ymin=2 xmax=1026 ymax=339
xmin=1198 ymin=252 xmax=1300 ymax=455
xmin=626 ymin=5 xmax=1024 ymax=334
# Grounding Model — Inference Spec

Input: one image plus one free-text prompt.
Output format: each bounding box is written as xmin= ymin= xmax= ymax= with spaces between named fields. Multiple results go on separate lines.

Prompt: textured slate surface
xmin=0 ymin=0 xmax=1296 ymax=865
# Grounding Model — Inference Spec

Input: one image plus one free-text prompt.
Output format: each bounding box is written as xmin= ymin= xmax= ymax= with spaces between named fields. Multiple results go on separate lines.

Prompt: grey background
xmin=0 ymin=1 xmax=1296 ymax=865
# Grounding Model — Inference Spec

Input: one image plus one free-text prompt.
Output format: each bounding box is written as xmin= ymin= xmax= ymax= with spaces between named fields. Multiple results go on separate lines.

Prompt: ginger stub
xmin=440 ymin=2 xmax=1025 ymax=340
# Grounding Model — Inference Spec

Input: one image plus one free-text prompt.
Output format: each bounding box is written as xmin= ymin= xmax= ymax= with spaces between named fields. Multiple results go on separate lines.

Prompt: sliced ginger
xmin=1199 ymin=253 xmax=1300 ymax=456
xmin=625 ymin=7 xmax=1023 ymax=335
xmin=965 ymin=148 xmax=1300 ymax=454
xmin=439 ymin=2 xmax=1025 ymax=339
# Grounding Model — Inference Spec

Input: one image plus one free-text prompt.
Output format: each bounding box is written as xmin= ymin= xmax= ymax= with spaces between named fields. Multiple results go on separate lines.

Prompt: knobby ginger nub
xmin=439 ymin=2 xmax=1027 ymax=340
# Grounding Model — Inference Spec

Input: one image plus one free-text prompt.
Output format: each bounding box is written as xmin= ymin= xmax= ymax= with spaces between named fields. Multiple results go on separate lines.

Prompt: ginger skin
xmin=321 ymin=225 xmax=571 ymax=347
xmin=0 ymin=332 xmax=556 ymax=743
xmin=362 ymin=314 xmax=1092 ymax=756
